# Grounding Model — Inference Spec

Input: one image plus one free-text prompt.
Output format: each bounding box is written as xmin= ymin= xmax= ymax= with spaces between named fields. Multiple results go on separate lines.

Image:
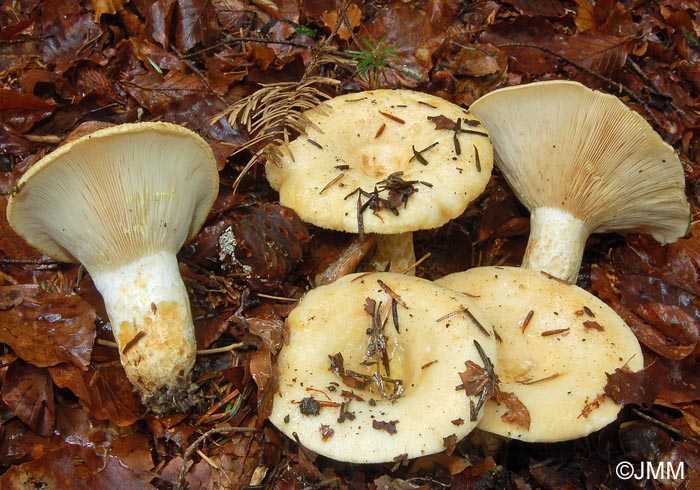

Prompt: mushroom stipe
xmin=6 ymin=122 xmax=219 ymax=413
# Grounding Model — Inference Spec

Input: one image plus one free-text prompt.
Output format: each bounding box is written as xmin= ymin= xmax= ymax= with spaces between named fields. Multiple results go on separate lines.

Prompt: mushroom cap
xmin=6 ymin=122 xmax=219 ymax=272
xmin=468 ymin=80 xmax=690 ymax=243
xmin=269 ymin=272 xmax=497 ymax=463
xmin=436 ymin=266 xmax=644 ymax=442
xmin=265 ymin=89 xmax=493 ymax=234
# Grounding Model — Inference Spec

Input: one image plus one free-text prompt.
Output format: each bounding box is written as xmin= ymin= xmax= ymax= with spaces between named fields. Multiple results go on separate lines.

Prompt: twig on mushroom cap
xmin=269 ymin=272 xmax=497 ymax=463
xmin=437 ymin=266 xmax=644 ymax=442
xmin=266 ymin=89 xmax=493 ymax=277
xmin=469 ymin=80 xmax=690 ymax=282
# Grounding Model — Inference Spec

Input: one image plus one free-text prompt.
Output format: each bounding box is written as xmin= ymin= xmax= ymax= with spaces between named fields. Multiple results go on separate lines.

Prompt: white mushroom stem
xmin=90 ymin=250 xmax=196 ymax=405
xmin=522 ymin=207 xmax=591 ymax=283
xmin=371 ymin=232 xmax=416 ymax=274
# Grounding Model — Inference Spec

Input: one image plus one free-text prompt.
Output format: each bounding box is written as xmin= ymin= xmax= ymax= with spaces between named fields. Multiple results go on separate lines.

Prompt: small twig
xmin=255 ymin=292 xmax=299 ymax=302
xmin=197 ymin=342 xmax=256 ymax=355
xmin=177 ymin=426 xmax=258 ymax=489
xmin=96 ymin=339 xmax=256 ymax=356
xmin=631 ymin=408 xmax=700 ymax=445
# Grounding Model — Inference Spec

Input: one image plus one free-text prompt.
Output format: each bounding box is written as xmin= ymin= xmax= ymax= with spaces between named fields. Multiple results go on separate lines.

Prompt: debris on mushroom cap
xmin=436 ymin=266 xmax=644 ymax=443
xmin=269 ymin=272 xmax=497 ymax=463
xmin=265 ymin=89 xmax=493 ymax=235
xmin=469 ymin=80 xmax=690 ymax=282
xmin=6 ymin=122 xmax=219 ymax=413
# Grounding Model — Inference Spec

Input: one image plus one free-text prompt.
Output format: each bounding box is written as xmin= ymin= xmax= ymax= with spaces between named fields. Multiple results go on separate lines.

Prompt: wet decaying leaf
xmin=0 ymin=285 xmax=96 ymax=369
xmin=1 ymin=360 xmax=55 ymax=437
xmin=0 ymin=444 xmax=154 ymax=490
xmin=48 ymin=364 xmax=142 ymax=427
xmin=2 ymin=0 xmax=700 ymax=487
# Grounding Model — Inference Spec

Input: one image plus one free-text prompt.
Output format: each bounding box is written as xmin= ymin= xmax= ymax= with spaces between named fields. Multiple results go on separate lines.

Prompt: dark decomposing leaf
xmin=427 ymin=115 xmax=488 ymax=137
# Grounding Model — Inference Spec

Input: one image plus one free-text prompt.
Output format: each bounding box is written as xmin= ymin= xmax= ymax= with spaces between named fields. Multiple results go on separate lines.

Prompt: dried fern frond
xmin=215 ymin=42 xmax=343 ymax=194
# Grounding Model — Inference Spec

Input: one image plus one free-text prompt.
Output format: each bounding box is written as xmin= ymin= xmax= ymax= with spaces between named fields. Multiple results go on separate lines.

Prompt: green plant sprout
xmin=346 ymin=37 xmax=402 ymax=86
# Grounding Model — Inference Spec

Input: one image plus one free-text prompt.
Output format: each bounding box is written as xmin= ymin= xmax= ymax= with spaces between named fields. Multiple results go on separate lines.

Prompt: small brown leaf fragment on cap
xmin=341 ymin=390 xmax=364 ymax=402
xmin=337 ymin=401 xmax=356 ymax=423
xmin=372 ymin=419 xmax=399 ymax=434
xmin=329 ymin=352 xmax=370 ymax=390
xmin=443 ymin=434 xmax=458 ymax=456
xmin=496 ymin=390 xmax=531 ymax=429
xmin=428 ymin=115 xmax=458 ymax=131
xmin=391 ymin=453 xmax=409 ymax=471
xmin=451 ymin=418 xmax=465 ymax=426
xmin=579 ymin=393 xmax=606 ymax=419
xmin=583 ymin=320 xmax=604 ymax=331
xmin=319 ymin=424 xmax=334 ymax=441
xmin=299 ymin=396 xmax=321 ymax=416
xmin=541 ymin=327 xmax=570 ymax=337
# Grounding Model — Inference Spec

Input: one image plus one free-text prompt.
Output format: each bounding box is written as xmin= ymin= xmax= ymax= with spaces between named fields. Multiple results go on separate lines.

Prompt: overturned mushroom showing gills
xmin=6 ymin=122 xmax=219 ymax=413
xmin=269 ymin=272 xmax=497 ymax=463
xmin=437 ymin=266 xmax=643 ymax=442
xmin=469 ymin=81 xmax=690 ymax=282
xmin=266 ymin=89 xmax=493 ymax=274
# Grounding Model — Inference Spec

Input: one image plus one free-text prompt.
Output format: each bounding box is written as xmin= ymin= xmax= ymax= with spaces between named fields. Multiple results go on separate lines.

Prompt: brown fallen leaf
xmin=0 ymin=285 xmax=96 ymax=369
xmin=0 ymin=444 xmax=154 ymax=490
xmin=48 ymin=363 xmax=142 ymax=426
xmin=1 ymin=360 xmax=55 ymax=437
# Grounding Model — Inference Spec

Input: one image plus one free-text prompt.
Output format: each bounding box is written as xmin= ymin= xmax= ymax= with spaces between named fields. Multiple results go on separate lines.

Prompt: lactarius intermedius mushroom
xmin=437 ymin=266 xmax=643 ymax=442
xmin=6 ymin=122 xmax=219 ymax=413
xmin=469 ymin=80 xmax=690 ymax=282
xmin=269 ymin=272 xmax=497 ymax=463
xmin=266 ymin=89 xmax=493 ymax=274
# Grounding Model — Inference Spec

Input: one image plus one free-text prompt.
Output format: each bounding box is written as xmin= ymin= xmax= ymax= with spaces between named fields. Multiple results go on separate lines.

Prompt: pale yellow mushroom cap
xmin=265 ymin=89 xmax=493 ymax=234
xmin=468 ymin=80 xmax=689 ymax=240
xmin=7 ymin=121 xmax=219 ymax=273
xmin=437 ymin=266 xmax=644 ymax=442
xmin=6 ymin=122 xmax=219 ymax=412
xmin=269 ymin=272 xmax=498 ymax=463
xmin=469 ymin=80 xmax=690 ymax=282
